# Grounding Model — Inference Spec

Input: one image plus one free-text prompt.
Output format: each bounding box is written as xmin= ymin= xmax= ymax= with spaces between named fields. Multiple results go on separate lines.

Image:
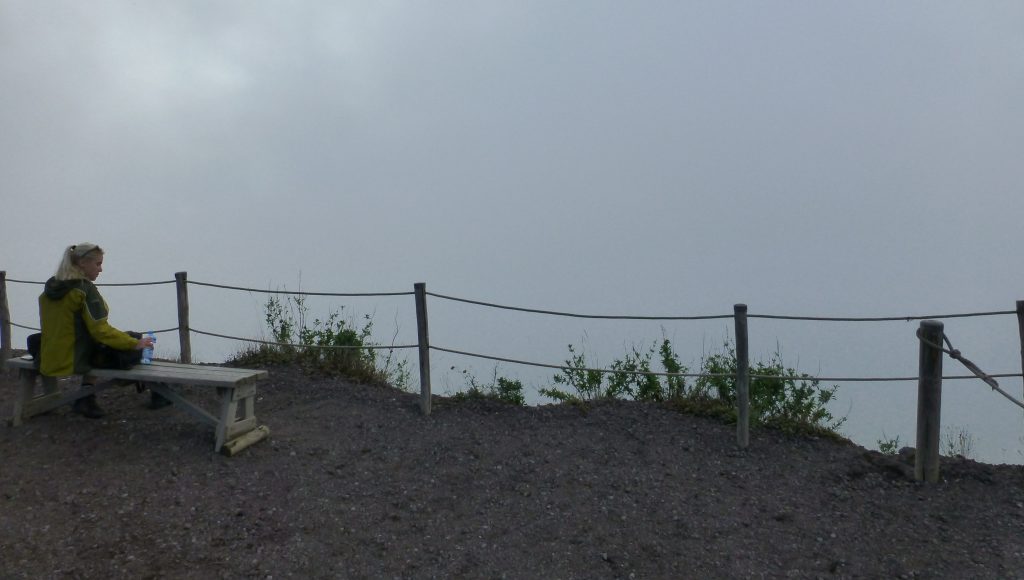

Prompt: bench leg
xmin=214 ymin=388 xmax=237 ymax=451
xmin=11 ymin=370 xmax=65 ymax=426
xmin=10 ymin=371 xmax=116 ymax=426
xmin=220 ymin=425 xmax=270 ymax=456
xmin=11 ymin=369 xmax=35 ymax=426
xmin=214 ymin=386 xmax=268 ymax=455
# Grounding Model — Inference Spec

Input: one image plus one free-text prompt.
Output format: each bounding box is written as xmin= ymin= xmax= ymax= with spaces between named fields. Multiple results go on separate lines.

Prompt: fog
xmin=2 ymin=1 xmax=1023 ymax=462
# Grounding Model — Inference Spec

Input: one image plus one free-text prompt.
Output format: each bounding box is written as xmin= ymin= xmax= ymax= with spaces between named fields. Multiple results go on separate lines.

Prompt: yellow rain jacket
xmin=38 ymin=277 xmax=138 ymax=376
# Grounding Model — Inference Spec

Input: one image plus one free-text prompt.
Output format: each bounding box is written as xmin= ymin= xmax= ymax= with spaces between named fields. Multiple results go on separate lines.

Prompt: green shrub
xmin=659 ymin=338 xmax=688 ymax=399
xmin=540 ymin=338 xmax=689 ymax=403
xmin=608 ymin=344 xmax=663 ymax=402
xmin=690 ymin=340 xmax=844 ymax=435
xmin=451 ymin=366 xmax=526 ymax=406
xmin=231 ymin=294 xmax=411 ymax=388
xmin=539 ymin=344 xmax=607 ymax=403
xmin=540 ymin=337 xmax=843 ymax=437
xmin=877 ymin=433 xmax=901 ymax=455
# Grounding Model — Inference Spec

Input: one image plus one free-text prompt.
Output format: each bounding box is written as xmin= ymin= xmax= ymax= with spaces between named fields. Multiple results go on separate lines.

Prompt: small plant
xmin=877 ymin=433 xmax=901 ymax=455
xmin=539 ymin=338 xmax=689 ymax=404
xmin=540 ymin=343 xmax=606 ymax=403
xmin=659 ymin=337 xmax=688 ymax=399
xmin=451 ymin=366 xmax=526 ymax=406
xmin=232 ymin=294 xmax=410 ymax=387
xmin=377 ymin=336 xmax=413 ymax=392
xmin=942 ymin=425 xmax=976 ymax=459
xmin=539 ymin=336 xmax=843 ymax=438
xmin=495 ymin=377 xmax=526 ymax=406
xmin=607 ymin=344 xmax=662 ymax=401
xmin=687 ymin=340 xmax=844 ymax=435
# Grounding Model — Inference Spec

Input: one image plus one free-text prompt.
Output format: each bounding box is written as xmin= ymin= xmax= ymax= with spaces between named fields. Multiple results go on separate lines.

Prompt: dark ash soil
xmin=1 ymin=357 xmax=1023 ymax=579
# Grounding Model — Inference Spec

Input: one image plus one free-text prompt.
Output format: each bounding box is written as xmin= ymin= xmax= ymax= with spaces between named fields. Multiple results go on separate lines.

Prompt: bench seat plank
xmin=6 ymin=358 xmax=267 ymax=387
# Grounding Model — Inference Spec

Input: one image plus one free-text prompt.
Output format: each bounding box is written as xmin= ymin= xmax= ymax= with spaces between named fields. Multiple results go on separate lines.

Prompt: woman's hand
xmin=136 ymin=336 xmax=155 ymax=350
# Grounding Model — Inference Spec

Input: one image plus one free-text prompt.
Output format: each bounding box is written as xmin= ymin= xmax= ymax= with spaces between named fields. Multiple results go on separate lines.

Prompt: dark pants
xmin=26 ymin=331 xmax=143 ymax=373
xmin=90 ymin=331 xmax=143 ymax=370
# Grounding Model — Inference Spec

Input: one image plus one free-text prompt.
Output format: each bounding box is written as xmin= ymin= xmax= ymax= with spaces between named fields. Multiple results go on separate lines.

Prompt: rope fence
xmin=750 ymin=311 xmax=1016 ymax=322
xmin=3 ymin=274 xmax=1022 ymax=386
xmin=430 ymin=344 xmax=1022 ymax=383
xmin=5 ymin=278 xmax=175 ymax=287
xmin=917 ymin=329 xmax=1024 ymax=411
xmin=5 ymin=275 xmax=1015 ymax=324
xmin=190 ymin=328 xmax=418 ymax=351
xmin=426 ymin=290 xmax=1015 ymax=323
xmin=6 ymin=320 xmax=181 ymax=336
xmin=189 ymin=280 xmax=413 ymax=297
xmin=9 ymin=313 xmax=1015 ymax=387
xmin=426 ymin=292 xmax=734 ymax=320
xmin=3 ymin=270 xmax=1023 ymax=475
xmin=433 ymin=345 xmax=728 ymax=378
xmin=14 ymin=319 xmax=1011 ymax=383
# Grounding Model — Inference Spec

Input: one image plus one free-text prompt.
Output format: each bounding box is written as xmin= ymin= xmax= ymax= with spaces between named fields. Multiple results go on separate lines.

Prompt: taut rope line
xmin=917 ymin=329 xmax=1024 ymax=410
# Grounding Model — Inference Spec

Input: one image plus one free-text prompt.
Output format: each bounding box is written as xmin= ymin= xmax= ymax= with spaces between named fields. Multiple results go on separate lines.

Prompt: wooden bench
xmin=4 ymin=356 xmax=270 ymax=455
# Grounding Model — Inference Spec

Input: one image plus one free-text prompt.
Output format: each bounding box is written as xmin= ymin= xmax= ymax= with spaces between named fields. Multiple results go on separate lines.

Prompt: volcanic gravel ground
xmin=1 ymin=358 xmax=1023 ymax=579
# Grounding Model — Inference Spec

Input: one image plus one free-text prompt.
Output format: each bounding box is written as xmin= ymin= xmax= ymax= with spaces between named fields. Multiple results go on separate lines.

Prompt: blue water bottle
xmin=141 ymin=331 xmax=156 ymax=364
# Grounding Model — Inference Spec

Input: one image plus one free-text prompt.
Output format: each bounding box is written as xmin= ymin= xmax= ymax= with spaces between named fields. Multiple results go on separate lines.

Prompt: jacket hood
xmin=43 ymin=277 xmax=86 ymax=300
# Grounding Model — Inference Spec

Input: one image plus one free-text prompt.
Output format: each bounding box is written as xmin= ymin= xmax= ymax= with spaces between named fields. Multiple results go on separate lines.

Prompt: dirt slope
xmin=1 ymin=361 xmax=1022 ymax=579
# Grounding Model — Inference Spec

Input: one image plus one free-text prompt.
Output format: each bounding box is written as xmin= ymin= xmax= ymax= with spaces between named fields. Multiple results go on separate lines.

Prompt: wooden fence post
xmin=175 ymin=272 xmax=192 ymax=364
xmin=915 ymin=320 xmax=944 ymax=483
xmin=0 ymin=271 xmax=11 ymax=363
xmin=414 ymin=282 xmax=431 ymax=416
xmin=734 ymin=303 xmax=750 ymax=449
xmin=1017 ymin=300 xmax=1024 ymax=409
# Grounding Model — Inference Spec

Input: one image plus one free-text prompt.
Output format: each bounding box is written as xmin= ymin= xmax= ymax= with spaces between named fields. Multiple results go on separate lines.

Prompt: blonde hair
xmin=55 ymin=243 xmax=104 ymax=281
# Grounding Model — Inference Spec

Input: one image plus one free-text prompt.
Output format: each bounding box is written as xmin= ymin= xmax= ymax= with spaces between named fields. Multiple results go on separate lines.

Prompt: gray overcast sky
xmin=3 ymin=2 xmax=1023 ymax=459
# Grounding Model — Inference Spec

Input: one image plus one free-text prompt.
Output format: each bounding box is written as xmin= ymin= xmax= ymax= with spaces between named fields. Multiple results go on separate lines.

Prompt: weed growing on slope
xmin=877 ymin=433 xmax=902 ymax=455
xmin=690 ymin=340 xmax=845 ymax=435
xmin=942 ymin=425 xmax=977 ymax=459
xmin=539 ymin=337 xmax=844 ymax=437
xmin=539 ymin=338 xmax=688 ymax=404
xmin=231 ymin=295 xmax=411 ymax=388
xmin=450 ymin=365 xmax=526 ymax=406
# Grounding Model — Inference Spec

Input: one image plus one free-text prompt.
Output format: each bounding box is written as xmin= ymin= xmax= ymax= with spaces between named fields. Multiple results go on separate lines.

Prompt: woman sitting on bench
xmin=37 ymin=242 xmax=170 ymax=418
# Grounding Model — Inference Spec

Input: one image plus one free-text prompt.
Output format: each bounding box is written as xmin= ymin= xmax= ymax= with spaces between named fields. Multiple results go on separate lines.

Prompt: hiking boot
xmin=72 ymin=395 xmax=105 ymax=419
xmin=148 ymin=390 xmax=173 ymax=410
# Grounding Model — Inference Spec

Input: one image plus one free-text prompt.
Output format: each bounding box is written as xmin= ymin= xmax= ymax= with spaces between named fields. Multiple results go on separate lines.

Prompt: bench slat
xmin=5 ymin=358 xmax=266 ymax=388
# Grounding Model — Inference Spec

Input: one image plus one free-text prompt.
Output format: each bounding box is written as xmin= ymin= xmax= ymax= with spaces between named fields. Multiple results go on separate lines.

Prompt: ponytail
xmin=54 ymin=243 xmax=103 ymax=280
